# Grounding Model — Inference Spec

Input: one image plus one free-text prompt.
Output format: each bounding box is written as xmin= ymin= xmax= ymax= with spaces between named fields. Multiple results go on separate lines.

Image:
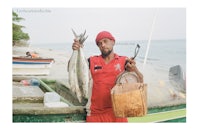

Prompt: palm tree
xmin=12 ymin=11 xmax=30 ymax=46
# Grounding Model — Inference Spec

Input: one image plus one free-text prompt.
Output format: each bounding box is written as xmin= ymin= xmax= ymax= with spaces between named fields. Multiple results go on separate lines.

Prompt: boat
xmin=13 ymin=57 xmax=54 ymax=76
xmin=13 ymin=78 xmax=86 ymax=122
xmin=12 ymin=78 xmax=185 ymax=122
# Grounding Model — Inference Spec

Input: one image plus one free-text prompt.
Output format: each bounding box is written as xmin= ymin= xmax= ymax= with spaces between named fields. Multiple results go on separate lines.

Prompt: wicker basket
xmin=111 ymin=71 xmax=147 ymax=118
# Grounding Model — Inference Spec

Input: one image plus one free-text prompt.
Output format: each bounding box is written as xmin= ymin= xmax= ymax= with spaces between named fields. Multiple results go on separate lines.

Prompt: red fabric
xmin=95 ymin=31 xmax=115 ymax=44
xmin=86 ymin=110 xmax=128 ymax=122
xmin=86 ymin=54 xmax=127 ymax=122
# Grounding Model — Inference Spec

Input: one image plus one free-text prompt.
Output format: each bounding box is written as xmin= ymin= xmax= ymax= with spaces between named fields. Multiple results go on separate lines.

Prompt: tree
xmin=12 ymin=11 xmax=30 ymax=46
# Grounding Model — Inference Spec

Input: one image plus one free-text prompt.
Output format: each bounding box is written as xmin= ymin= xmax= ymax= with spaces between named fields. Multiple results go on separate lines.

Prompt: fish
xmin=68 ymin=29 xmax=93 ymax=104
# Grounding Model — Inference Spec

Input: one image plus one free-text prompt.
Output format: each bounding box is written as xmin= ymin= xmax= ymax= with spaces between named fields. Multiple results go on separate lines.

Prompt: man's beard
xmin=101 ymin=48 xmax=113 ymax=58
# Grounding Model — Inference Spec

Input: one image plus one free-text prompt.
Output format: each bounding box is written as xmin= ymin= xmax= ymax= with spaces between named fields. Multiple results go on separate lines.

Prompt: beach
xmin=13 ymin=46 xmax=71 ymax=88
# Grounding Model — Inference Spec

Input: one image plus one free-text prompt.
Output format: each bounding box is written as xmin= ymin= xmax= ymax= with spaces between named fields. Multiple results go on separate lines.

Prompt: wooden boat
xmin=12 ymin=79 xmax=186 ymax=122
xmin=13 ymin=79 xmax=86 ymax=122
xmin=13 ymin=57 xmax=54 ymax=76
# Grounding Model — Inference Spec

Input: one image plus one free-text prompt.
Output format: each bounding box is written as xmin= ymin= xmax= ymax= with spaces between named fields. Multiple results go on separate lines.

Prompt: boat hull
xmin=13 ymin=57 xmax=54 ymax=76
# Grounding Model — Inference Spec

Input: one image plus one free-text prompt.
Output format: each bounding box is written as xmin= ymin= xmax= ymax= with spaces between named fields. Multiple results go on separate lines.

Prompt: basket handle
xmin=116 ymin=71 xmax=141 ymax=84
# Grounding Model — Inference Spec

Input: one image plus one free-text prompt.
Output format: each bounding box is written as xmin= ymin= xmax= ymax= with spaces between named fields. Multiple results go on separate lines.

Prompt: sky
xmin=13 ymin=8 xmax=186 ymax=44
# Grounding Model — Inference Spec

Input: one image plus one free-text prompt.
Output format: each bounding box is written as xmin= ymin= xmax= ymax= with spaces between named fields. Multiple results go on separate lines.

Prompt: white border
xmin=0 ymin=0 xmax=199 ymax=133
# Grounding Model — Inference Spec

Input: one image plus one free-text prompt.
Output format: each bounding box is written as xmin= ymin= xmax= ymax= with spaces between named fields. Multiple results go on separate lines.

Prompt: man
xmin=72 ymin=31 xmax=143 ymax=122
xmin=26 ymin=51 xmax=39 ymax=58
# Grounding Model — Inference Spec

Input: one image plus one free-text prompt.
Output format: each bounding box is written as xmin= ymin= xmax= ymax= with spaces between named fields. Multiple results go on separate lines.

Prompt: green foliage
xmin=12 ymin=11 xmax=30 ymax=46
xmin=12 ymin=11 xmax=24 ymax=22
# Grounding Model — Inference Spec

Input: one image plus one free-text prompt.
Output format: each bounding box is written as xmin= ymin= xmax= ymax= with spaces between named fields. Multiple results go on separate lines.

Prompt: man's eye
xmin=104 ymin=40 xmax=108 ymax=43
xmin=98 ymin=43 xmax=102 ymax=46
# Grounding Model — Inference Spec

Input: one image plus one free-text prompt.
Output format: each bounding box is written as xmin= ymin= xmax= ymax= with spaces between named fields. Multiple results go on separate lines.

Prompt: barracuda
xmin=68 ymin=29 xmax=93 ymax=104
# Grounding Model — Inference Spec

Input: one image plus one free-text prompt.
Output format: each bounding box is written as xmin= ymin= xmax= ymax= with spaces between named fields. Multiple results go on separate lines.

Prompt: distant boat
xmin=13 ymin=57 xmax=54 ymax=76
xmin=169 ymin=65 xmax=186 ymax=93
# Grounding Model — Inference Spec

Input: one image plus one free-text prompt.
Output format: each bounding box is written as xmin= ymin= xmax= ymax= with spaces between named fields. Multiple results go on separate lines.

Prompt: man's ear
xmin=111 ymin=40 xmax=115 ymax=46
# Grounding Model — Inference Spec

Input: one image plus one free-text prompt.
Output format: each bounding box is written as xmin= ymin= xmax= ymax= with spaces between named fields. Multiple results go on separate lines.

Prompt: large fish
xmin=68 ymin=29 xmax=93 ymax=104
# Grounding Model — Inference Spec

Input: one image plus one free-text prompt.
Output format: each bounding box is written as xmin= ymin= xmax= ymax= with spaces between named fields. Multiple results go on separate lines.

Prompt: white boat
xmin=13 ymin=57 xmax=54 ymax=76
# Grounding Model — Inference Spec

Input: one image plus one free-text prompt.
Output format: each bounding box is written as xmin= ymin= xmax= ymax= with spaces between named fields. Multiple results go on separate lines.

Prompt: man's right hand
xmin=72 ymin=39 xmax=82 ymax=50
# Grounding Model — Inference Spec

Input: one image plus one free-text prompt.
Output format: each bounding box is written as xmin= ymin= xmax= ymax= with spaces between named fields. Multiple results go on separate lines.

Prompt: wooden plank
xmin=128 ymin=108 xmax=186 ymax=122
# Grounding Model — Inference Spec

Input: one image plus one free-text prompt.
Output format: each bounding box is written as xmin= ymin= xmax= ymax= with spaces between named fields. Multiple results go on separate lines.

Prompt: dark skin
xmin=72 ymin=38 xmax=143 ymax=83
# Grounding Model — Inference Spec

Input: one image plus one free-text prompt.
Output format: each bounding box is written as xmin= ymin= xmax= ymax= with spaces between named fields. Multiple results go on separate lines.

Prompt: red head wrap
xmin=95 ymin=31 xmax=115 ymax=45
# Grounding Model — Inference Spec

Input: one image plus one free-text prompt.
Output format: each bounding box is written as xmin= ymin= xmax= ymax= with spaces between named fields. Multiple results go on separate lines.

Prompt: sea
xmin=31 ymin=39 xmax=186 ymax=72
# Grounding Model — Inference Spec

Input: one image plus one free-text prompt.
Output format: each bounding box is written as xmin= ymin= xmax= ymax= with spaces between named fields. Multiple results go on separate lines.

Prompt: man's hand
xmin=72 ymin=39 xmax=82 ymax=50
xmin=125 ymin=58 xmax=144 ymax=83
xmin=125 ymin=58 xmax=136 ymax=72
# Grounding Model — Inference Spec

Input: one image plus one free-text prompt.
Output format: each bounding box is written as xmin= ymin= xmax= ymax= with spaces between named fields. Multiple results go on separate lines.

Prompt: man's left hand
xmin=125 ymin=58 xmax=143 ymax=83
xmin=125 ymin=58 xmax=137 ymax=72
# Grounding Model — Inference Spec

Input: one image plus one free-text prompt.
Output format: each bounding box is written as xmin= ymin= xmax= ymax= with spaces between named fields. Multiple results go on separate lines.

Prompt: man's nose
xmin=101 ymin=42 xmax=106 ymax=47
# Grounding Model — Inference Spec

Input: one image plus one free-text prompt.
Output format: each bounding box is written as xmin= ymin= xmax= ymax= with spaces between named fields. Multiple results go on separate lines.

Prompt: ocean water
xmin=32 ymin=39 xmax=186 ymax=73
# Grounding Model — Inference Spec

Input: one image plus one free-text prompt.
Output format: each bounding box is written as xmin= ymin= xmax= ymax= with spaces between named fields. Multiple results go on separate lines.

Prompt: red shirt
xmin=86 ymin=54 xmax=127 ymax=122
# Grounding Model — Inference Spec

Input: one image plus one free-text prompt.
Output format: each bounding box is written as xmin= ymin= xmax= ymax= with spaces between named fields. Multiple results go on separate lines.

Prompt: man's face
xmin=97 ymin=38 xmax=114 ymax=57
